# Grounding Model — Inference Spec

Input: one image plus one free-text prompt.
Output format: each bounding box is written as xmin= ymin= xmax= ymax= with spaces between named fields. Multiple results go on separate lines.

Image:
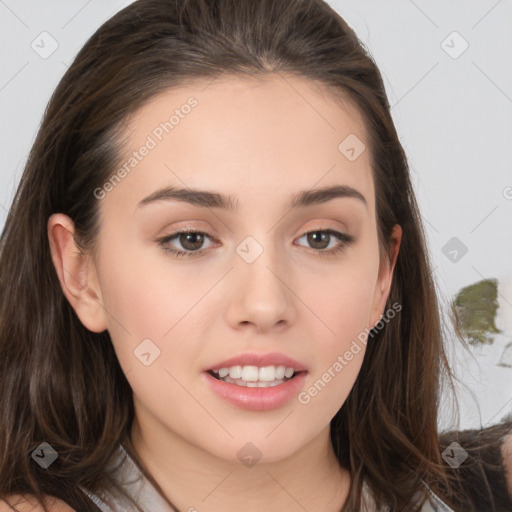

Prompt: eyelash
xmin=157 ymin=227 xmax=354 ymax=259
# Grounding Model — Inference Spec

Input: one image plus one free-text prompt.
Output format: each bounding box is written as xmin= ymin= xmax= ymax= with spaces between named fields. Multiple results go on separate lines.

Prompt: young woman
xmin=0 ymin=0 xmax=511 ymax=510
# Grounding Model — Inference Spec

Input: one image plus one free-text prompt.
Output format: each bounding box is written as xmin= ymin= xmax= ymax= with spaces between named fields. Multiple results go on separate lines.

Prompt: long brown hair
xmin=0 ymin=0 xmax=480 ymax=510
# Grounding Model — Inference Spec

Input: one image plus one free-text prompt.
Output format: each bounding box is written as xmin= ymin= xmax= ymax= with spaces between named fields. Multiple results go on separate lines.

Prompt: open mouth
xmin=207 ymin=366 xmax=304 ymax=388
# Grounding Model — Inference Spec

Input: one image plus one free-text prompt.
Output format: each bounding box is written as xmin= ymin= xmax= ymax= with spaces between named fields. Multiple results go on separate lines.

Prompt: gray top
xmin=79 ymin=444 xmax=175 ymax=512
xmin=80 ymin=444 xmax=454 ymax=511
xmin=361 ymin=479 xmax=455 ymax=512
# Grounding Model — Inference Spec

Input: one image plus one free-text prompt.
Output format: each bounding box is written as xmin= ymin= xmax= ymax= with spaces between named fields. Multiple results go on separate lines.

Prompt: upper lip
xmin=205 ymin=352 xmax=308 ymax=372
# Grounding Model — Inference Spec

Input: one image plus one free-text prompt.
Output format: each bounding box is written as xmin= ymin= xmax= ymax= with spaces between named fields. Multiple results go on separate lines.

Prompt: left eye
xmin=157 ymin=228 xmax=354 ymax=259
xmin=294 ymin=229 xmax=352 ymax=252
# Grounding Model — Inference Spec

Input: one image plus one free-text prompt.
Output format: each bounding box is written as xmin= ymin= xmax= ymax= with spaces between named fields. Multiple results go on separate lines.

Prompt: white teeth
xmin=228 ymin=365 xmax=242 ymax=379
xmin=258 ymin=366 xmax=276 ymax=381
xmin=241 ymin=366 xmax=259 ymax=382
xmin=219 ymin=375 xmax=288 ymax=387
xmin=213 ymin=365 xmax=298 ymax=384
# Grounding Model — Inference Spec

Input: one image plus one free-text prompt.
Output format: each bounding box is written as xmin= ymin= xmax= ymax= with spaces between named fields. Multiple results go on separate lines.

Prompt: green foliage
xmin=452 ymin=278 xmax=500 ymax=345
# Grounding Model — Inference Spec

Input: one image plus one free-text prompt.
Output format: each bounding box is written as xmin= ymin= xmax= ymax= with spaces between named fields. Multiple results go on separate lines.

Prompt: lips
xmin=202 ymin=370 xmax=308 ymax=411
xmin=204 ymin=351 xmax=308 ymax=373
xmin=201 ymin=351 xmax=308 ymax=410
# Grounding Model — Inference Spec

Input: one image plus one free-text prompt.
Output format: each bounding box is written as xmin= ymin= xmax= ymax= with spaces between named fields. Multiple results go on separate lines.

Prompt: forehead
xmin=105 ymin=73 xmax=374 ymax=216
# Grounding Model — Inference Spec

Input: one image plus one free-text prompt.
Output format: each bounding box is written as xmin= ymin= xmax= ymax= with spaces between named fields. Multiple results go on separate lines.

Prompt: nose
xmin=225 ymin=237 xmax=298 ymax=333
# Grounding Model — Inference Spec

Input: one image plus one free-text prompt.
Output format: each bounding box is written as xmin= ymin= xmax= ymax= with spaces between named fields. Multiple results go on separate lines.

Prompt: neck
xmin=129 ymin=412 xmax=350 ymax=512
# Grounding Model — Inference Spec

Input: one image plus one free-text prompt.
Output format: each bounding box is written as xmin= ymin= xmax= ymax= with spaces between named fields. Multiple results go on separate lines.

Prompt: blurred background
xmin=0 ymin=0 xmax=511 ymax=432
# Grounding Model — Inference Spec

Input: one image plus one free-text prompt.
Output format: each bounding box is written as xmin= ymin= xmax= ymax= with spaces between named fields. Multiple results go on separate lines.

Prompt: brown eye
xmin=306 ymin=231 xmax=330 ymax=250
xmin=295 ymin=229 xmax=354 ymax=256
xmin=157 ymin=229 xmax=215 ymax=258
xmin=176 ymin=232 xmax=205 ymax=251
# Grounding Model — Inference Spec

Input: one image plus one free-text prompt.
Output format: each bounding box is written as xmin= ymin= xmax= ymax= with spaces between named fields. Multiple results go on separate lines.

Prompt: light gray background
xmin=1 ymin=0 xmax=511 ymax=430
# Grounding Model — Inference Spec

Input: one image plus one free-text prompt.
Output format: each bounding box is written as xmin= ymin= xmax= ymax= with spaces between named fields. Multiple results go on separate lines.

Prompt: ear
xmin=369 ymin=224 xmax=402 ymax=328
xmin=47 ymin=213 xmax=107 ymax=333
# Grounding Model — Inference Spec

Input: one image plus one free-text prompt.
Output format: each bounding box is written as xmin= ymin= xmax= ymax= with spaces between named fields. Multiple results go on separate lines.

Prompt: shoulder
xmin=0 ymin=494 xmax=76 ymax=512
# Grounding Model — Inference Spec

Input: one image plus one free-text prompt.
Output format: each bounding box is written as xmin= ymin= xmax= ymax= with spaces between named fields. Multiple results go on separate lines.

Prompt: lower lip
xmin=202 ymin=371 xmax=308 ymax=411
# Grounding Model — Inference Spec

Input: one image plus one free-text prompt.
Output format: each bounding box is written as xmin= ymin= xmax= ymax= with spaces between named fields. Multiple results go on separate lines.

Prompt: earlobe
xmin=47 ymin=213 xmax=107 ymax=333
xmin=370 ymin=224 xmax=402 ymax=327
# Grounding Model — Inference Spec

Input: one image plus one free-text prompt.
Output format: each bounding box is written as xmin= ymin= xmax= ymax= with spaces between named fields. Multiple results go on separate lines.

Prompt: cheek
xmin=305 ymin=246 xmax=379 ymax=346
xmin=296 ymin=246 xmax=379 ymax=416
xmin=96 ymin=238 xmax=217 ymax=374
xmin=297 ymin=281 xmax=371 ymax=426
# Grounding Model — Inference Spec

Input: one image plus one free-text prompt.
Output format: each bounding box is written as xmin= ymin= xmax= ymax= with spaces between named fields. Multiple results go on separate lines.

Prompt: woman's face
xmin=54 ymin=74 xmax=399 ymax=464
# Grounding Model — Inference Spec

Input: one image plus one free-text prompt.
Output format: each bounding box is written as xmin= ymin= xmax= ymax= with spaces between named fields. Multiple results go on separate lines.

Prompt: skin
xmin=47 ymin=73 xmax=401 ymax=512
xmin=0 ymin=495 xmax=75 ymax=512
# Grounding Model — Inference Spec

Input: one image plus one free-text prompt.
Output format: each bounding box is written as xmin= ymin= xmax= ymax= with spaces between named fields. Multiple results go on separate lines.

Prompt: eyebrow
xmin=137 ymin=184 xmax=367 ymax=211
